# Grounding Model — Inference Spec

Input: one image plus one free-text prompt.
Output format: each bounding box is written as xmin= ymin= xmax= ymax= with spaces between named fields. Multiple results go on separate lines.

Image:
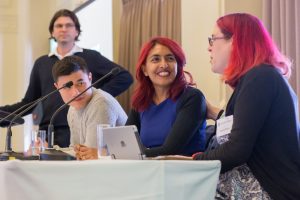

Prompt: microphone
xmin=47 ymin=67 xmax=121 ymax=148
xmin=0 ymin=100 xmax=41 ymax=126
xmin=0 ymin=81 xmax=73 ymax=126
xmin=0 ymin=109 xmax=25 ymax=127
xmin=3 ymin=81 xmax=73 ymax=153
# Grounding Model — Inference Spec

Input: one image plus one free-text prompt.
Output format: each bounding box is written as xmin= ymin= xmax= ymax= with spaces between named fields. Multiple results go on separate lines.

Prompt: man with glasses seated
xmin=52 ymin=55 xmax=127 ymax=160
xmin=0 ymin=9 xmax=133 ymax=148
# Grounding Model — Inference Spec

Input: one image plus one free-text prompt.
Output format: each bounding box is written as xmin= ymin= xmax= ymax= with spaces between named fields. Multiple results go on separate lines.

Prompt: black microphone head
xmin=111 ymin=67 xmax=121 ymax=76
xmin=63 ymin=81 xmax=73 ymax=88
xmin=0 ymin=110 xmax=25 ymax=127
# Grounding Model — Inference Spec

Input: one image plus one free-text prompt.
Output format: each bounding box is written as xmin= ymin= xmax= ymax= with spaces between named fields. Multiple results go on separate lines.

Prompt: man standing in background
xmin=0 ymin=9 xmax=133 ymax=147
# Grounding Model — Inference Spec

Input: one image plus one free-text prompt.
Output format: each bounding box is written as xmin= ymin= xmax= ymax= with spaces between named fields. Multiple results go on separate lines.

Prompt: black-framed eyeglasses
xmin=54 ymin=23 xmax=75 ymax=29
xmin=208 ymin=36 xmax=227 ymax=46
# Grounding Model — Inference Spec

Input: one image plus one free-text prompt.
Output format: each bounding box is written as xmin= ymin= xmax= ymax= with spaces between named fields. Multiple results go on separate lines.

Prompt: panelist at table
xmin=126 ymin=37 xmax=207 ymax=157
xmin=52 ymin=55 xmax=127 ymax=160
xmin=191 ymin=13 xmax=300 ymax=199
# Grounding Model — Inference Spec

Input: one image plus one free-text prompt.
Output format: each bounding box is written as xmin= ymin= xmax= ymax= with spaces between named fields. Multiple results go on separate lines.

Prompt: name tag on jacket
xmin=216 ymin=115 xmax=233 ymax=137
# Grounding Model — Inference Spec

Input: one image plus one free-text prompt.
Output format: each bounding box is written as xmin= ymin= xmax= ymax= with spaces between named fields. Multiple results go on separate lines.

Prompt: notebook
xmin=102 ymin=125 xmax=145 ymax=160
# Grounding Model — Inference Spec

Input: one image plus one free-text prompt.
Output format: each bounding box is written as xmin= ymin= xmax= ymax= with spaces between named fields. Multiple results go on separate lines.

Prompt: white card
xmin=216 ymin=115 xmax=233 ymax=137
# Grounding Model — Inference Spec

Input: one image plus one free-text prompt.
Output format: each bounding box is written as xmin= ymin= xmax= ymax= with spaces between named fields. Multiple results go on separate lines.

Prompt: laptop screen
xmin=102 ymin=125 xmax=145 ymax=160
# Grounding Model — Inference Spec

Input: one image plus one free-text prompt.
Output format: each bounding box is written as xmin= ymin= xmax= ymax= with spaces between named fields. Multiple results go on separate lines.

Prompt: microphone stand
xmin=0 ymin=101 xmax=39 ymax=126
xmin=48 ymin=67 xmax=120 ymax=148
xmin=0 ymin=81 xmax=73 ymax=161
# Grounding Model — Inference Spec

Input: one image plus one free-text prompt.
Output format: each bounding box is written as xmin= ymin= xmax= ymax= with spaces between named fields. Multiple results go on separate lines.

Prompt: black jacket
xmin=194 ymin=64 xmax=300 ymax=200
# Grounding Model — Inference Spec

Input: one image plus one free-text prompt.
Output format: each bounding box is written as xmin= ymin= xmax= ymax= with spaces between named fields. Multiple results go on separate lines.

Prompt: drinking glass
xmin=97 ymin=124 xmax=111 ymax=159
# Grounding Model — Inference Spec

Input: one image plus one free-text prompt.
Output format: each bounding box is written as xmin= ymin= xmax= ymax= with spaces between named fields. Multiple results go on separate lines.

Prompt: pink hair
xmin=217 ymin=13 xmax=291 ymax=87
xmin=132 ymin=36 xmax=195 ymax=112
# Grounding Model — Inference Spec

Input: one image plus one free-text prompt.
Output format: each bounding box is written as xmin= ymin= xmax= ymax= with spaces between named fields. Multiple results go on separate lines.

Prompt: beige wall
xmin=0 ymin=0 xmax=32 ymax=151
xmin=182 ymin=0 xmax=225 ymax=109
xmin=112 ymin=0 xmax=122 ymax=62
xmin=224 ymin=0 xmax=262 ymax=19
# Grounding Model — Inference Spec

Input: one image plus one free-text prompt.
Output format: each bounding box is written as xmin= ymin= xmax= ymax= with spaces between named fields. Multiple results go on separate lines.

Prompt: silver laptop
xmin=102 ymin=125 xmax=145 ymax=160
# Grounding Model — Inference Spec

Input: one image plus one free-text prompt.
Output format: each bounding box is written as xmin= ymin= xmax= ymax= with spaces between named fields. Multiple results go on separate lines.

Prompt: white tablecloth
xmin=0 ymin=160 xmax=220 ymax=200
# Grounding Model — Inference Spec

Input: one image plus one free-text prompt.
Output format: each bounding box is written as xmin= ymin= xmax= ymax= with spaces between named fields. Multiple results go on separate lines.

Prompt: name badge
xmin=216 ymin=115 xmax=233 ymax=137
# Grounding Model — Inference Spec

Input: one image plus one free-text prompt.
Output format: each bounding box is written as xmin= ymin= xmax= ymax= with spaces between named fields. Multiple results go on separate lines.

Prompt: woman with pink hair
xmin=126 ymin=36 xmax=207 ymax=157
xmin=192 ymin=13 xmax=300 ymax=199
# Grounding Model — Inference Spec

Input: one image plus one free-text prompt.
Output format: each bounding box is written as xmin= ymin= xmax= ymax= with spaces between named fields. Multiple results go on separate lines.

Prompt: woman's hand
xmin=74 ymin=144 xmax=98 ymax=160
xmin=206 ymin=100 xmax=222 ymax=121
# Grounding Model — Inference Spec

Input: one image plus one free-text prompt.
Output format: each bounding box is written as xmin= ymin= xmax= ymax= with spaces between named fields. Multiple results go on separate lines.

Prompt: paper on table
xmin=149 ymin=155 xmax=193 ymax=160
xmin=53 ymin=145 xmax=76 ymax=157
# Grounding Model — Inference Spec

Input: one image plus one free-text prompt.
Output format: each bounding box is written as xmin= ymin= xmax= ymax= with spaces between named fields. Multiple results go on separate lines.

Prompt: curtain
xmin=117 ymin=0 xmax=181 ymax=113
xmin=263 ymin=0 xmax=300 ymax=114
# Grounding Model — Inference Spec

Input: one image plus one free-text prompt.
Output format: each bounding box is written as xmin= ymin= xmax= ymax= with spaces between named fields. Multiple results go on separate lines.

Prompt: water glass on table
xmin=31 ymin=130 xmax=46 ymax=155
xmin=97 ymin=124 xmax=111 ymax=159
xmin=38 ymin=130 xmax=46 ymax=152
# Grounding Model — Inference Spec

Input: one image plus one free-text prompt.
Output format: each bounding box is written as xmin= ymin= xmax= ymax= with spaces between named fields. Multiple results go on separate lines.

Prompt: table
xmin=0 ymin=159 xmax=220 ymax=200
